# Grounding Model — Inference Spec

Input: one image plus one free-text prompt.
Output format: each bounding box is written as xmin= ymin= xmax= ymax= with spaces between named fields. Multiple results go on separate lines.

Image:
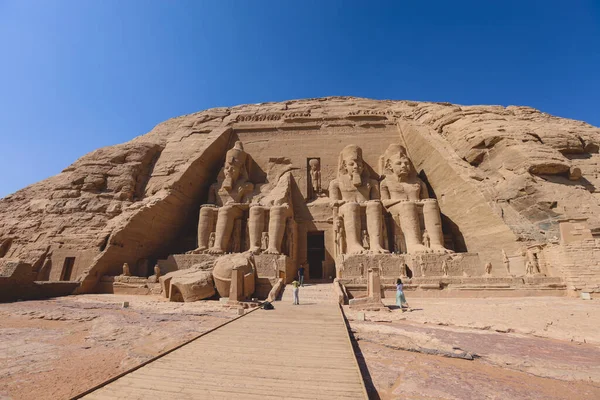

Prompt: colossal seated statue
xmin=329 ymin=144 xmax=388 ymax=255
xmin=379 ymin=144 xmax=451 ymax=254
xmin=196 ymin=141 xmax=291 ymax=255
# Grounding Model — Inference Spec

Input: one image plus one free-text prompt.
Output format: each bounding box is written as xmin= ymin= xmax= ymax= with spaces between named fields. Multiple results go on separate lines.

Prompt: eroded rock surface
xmin=1 ymin=97 xmax=599 ymax=294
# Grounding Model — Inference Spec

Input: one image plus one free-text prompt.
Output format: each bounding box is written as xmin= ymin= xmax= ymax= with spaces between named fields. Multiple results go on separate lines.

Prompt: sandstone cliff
xmin=1 ymin=97 xmax=598 ymax=293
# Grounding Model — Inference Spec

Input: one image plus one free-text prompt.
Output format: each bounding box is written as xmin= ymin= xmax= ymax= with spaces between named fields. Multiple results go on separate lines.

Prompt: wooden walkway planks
xmin=82 ymin=284 xmax=367 ymax=399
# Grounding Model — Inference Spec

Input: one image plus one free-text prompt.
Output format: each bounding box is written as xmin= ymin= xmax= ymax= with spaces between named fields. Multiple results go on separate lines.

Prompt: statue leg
xmin=395 ymin=201 xmax=429 ymax=254
xmin=340 ymin=202 xmax=364 ymax=255
xmin=208 ymin=205 xmax=242 ymax=254
xmin=265 ymin=205 xmax=289 ymax=254
xmin=197 ymin=206 xmax=216 ymax=251
xmin=248 ymin=205 xmax=265 ymax=254
xmin=422 ymin=199 xmax=452 ymax=253
xmin=366 ymin=201 xmax=389 ymax=254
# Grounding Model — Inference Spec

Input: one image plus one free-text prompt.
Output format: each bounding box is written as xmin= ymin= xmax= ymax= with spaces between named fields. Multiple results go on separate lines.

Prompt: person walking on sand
xmin=298 ymin=264 xmax=305 ymax=287
xmin=396 ymin=278 xmax=409 ymax=309
xmin=291 ymin=279 xmax=300 ymax=305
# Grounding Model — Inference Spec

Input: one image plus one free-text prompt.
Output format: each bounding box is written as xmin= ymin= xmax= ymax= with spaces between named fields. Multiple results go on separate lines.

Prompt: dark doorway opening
xmin=307 ymin=232 xmax=325 ymax=280
xmin=61 ymin=257 xmax=75 ymax=281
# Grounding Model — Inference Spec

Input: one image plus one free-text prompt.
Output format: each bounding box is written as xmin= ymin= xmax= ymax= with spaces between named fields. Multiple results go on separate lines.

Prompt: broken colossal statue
xmin=329 ymin=145 xmax=388 ymax=255
xmin=195 ymin=141 xmax=292 ymax=255
xmin=379 ymin=144 xmax=451 ymax=254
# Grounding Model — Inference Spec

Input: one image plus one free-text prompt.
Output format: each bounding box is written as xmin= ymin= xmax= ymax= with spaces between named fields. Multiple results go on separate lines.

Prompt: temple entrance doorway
xmin=307 ymin=231 xmax=325 ymax=280
xmin=60 ymin=257 xmax=75 ymax=281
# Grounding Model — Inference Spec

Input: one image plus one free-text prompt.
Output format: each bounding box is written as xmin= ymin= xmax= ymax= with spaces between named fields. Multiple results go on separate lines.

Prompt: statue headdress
xmin=223 ymin=141 xmax=251 ymax=181
xmin=379 ymin=143 xmax=411 ymax=176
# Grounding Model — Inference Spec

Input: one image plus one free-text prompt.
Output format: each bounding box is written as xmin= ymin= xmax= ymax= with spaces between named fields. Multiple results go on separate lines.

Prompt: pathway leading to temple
xmin=81 ymin=284 xmax=367 ymax=399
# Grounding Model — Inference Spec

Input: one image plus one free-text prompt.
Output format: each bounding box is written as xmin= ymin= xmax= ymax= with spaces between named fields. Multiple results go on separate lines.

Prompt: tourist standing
xmin=396 ymin=278 xmax=409 ymax=309
xmin=291 ymin=279 xmax=300 ymax=305
xmin=298 ymin=264 xmax=305 ymax=287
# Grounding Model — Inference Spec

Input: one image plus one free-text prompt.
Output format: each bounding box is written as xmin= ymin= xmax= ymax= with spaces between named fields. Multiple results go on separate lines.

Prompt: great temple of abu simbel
xmin=1 ymin=97 xmax=600 ymax=302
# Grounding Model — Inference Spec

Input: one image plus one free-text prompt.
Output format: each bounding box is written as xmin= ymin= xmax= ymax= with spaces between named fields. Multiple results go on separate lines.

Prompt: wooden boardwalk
xmin=81 ymin=284 xmax=367 ymax=399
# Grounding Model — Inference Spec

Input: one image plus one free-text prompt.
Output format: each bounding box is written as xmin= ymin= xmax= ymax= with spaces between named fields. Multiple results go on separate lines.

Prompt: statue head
xmin=309 ymin=158 xmax=320 ymax=171
xmin=382 ymin=144 xmax=413 ymax=180
xmin=338 ymin=144 xmax=366 ymax=186
xmin=223 ymin=141 xmax=249 ymax=190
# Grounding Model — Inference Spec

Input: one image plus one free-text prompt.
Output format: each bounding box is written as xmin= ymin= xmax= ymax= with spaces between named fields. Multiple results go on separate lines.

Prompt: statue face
xmin=344 ymin=154 xmax=363 ymax=176
xmin=223 ymin=161 xmax=241 ymax=189
xmin=388 ymin=154 xmax=411 ymax=178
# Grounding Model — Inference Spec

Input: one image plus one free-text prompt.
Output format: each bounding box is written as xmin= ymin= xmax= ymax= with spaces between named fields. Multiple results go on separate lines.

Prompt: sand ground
xmin=1 ymin=294 xmax=599 ymax=400
xmin=0 ymin=294 xmax=238 ymax=400
xmin=344 ymin=296 xmax=600 ymax=399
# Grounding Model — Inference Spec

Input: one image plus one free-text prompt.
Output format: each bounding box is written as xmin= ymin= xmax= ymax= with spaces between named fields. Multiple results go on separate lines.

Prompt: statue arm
xmin=419 ymin=180 xmax=430 ymax=200
xmin=369 ymin=179 xmax=381 ymax=200
xmin=239 ymin=181 xmax=255 ymax=203
xmin=329 ymin=180 xmax=345 ymax=206
xmin=206 ymin=184 xmax=217 ymax=204
xmin=329 ymin=180 xmax=341 ymax=200
xmin=380 ymin=180 xmax=390 ymax=200
xmin=380 ymin=179 xmax=394 ymax=207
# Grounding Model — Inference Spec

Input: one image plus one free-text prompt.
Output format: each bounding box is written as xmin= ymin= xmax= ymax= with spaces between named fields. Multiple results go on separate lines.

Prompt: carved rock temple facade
xmin=1 ymin=97 xmax=600 ymax=300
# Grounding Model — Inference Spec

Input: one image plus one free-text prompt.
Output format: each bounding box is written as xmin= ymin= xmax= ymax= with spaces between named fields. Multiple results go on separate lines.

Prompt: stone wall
xmin=543 ymin=240 xmax=600 ymax=294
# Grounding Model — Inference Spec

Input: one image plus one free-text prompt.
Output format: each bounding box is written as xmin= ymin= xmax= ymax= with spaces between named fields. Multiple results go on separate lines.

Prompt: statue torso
xmin=213 ymin=180 xmax=253 ymax=206
xmin=382 ymin=176 xmax=423 ymax=201
xmin=335 ymin=175 xmax=374 ymax=202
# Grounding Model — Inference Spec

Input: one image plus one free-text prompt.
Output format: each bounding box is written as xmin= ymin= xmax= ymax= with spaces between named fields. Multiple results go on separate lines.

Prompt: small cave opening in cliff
xmin=0 ymin=238 xmax=12 ymax=258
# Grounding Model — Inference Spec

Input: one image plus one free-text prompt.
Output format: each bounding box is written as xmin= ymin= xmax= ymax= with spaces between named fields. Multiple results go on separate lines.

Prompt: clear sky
xmin=1 ymin=1 xmax=599 ymax=198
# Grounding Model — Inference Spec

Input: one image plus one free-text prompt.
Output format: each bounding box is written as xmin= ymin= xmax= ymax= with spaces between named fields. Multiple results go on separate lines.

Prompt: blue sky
xmin=1 ymin=0 xmax=599 ymax=198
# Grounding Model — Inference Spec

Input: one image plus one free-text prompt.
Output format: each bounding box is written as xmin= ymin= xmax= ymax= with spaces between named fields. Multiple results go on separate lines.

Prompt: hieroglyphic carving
xmin=380 ymin=144 xmax=452 ymax=254
xmin=347 ymin=110 xmax=394 ymax=116
xmin=236 ymin=111 xmax=312 ymax=122
xmin=329 ymin=145 xmax=388 ymax=255
xmin=285 ymin=111 xmax=311 ymax=118
xmin=236 ymin=113 xmax=283 ymax=122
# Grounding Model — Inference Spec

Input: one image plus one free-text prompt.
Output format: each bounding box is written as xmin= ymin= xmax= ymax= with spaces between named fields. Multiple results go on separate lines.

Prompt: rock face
xmin=1 ymin=97 xmax=599 ymax=295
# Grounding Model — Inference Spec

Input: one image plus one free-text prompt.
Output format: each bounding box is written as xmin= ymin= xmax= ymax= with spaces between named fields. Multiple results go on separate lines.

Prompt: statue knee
xmin=270 ymin=205 xmax=288 ymax=218
xmin=422 ymin=198 xmax=438 ymax=207
xmin=249 ymin=206 xmax=264 ymax=219
xmin=199 ymin=207 xmax=214 ymax=219
xmin=366 ymin=201 xmax=382 ymax=213
xmin=217 ymin=206 xmax=237 ymax=221
xmin=340 ymin=202 xmax=360 ymax=215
